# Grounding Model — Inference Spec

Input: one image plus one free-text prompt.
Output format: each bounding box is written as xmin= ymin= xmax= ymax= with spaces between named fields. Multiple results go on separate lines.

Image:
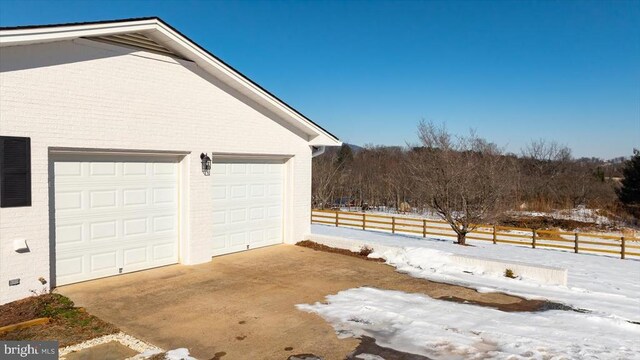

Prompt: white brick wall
xmin=0 ymin=39 xmax=315 ymax=304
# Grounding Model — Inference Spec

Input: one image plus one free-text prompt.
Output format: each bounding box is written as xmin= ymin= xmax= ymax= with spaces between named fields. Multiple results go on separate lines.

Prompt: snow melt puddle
xmin=298 ymin=287 xmax=640 ymax=360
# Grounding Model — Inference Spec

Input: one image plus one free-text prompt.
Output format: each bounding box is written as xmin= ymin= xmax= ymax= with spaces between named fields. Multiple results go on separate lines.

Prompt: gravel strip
xmin=59 ymin=332 xmax=163 ymax=358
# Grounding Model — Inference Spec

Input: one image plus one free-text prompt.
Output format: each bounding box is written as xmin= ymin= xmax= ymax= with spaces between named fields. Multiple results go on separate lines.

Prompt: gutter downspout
xmin=311 ymin=146 xmax=326 ymax=158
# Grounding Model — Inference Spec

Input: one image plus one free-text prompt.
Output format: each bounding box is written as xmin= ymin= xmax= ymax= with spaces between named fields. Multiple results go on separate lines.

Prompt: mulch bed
xmin=296 ymin=240 xmax=385 ymax=262
xmin=0 ymin=295 xmax=42 ymax=327
xmin=0 ymin=293 xmax=118 ymax=346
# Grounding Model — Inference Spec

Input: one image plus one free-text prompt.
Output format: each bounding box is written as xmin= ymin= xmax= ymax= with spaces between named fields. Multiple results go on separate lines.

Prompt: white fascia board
xmin=310 ymin=135 xmax=342 ymax=147
xmin=0 ymin=19 xmax=158 ymax=46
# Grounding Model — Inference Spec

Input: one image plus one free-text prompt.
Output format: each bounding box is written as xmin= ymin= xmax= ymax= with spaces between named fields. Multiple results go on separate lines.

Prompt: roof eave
xmin=0 ymin=17 xmax=341 ymax=146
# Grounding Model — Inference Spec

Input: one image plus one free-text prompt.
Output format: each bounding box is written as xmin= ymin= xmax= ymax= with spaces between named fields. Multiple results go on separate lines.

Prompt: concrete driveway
xmin=59 ymin=244 xmax=523 ymax=359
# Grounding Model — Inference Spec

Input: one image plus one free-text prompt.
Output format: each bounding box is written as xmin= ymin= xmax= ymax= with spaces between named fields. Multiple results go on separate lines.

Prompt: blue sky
xmin=1 ymin=0 xmax=638 ymax=159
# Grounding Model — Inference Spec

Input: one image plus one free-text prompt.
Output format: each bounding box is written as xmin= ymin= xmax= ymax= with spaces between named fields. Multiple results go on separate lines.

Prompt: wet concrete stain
xmin=440 ymin=295 xmax=590 ymax=313
xmin=347 ymin=336 xmax=431 ymax=360
xmin=210 ymin=351 xmax=226 ymax=360
xmin=287 ymin=354 xmax=324 ymax=360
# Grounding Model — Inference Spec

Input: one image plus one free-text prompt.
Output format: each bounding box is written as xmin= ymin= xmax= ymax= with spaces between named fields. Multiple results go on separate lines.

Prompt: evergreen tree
xmin=336 ymin=143 xmax=354 ymax=167
xmin=617 ymin=149 xmax=640 ymax=216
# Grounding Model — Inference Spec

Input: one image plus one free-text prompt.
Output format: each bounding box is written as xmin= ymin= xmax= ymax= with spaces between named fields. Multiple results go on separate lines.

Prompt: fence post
xmin=362 ymin=213 xmax=366 ymax=230
xmin=392 ymin=217 xmax=396 ymax=234
xmin=492 ymin=225 xmax=497 ymax=245
xmin=532 ymin=229 xmax=536 ymax=249
xmin=335 ymin=212 xmax=339 ymax=227
xmin=423 ymin=219 xmax=427 ymax=238
xmin=621 ymin=237 xmax=626 ymax=260
xmin=574 ymin=233 xmax=579 ymax=253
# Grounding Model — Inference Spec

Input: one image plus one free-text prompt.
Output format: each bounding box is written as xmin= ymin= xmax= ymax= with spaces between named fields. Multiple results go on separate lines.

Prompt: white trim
xmin=49 ymin=147 xmax=190 ymax=157
xmin=0 ymin=20 xmax=158 ymax=45
xmin=47 ymin=148 xmax=190 ymax=281
xmin=0 ymin=19 xmax=341 ymax=147
xmin=211 ymin=152 xmax=293 ymax=162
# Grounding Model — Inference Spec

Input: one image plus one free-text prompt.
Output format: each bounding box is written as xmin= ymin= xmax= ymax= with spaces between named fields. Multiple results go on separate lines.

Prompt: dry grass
xmin=296 ymin=240 xmax=384 ymax=262
xmin=499 ymin=216 xmax=615 ymax=232
xmin=0 ymin=293 xmax=118 ymax=346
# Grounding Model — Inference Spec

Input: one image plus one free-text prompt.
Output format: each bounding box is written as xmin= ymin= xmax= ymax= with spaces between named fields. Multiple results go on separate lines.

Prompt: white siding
xmin=0 ymin=39 xmax=313 ymax=304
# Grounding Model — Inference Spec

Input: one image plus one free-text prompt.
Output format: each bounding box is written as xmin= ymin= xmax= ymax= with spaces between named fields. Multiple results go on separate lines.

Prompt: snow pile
xmin=298 ymin=287 xmax=640 ymax=360
xmin=164 ymin=348 xmax=196 ymax=360
xmin=134 ymin=348 xmax=196 ymax=360
xmin=310 ymin=224 xmax=640 ymax=322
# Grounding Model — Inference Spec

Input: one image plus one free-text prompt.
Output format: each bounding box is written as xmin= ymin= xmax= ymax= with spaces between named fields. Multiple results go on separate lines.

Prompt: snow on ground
xmin=511 ymin=207 xmax=612 ymax=225
xmin=302 ymin=224 xmax=640 ymax=359
xmin=311 ymin=224 xmax=640 ymax=322
xmin=298 ymin=287 xmax=640 ymax=360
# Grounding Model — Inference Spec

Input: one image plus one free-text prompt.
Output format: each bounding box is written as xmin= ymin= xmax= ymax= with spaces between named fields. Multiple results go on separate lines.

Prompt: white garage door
xmin=53 ymin=157 xmax=179 ymax=285
xmin=211 ymin=159 xmax=284 ymax=256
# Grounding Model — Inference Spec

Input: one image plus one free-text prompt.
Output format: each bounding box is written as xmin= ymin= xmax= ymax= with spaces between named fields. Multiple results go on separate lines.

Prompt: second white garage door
xmin=211 ymin=159 xmax=284 ymax=256
xmin=53 ymin=157 xmax=179 ymax=286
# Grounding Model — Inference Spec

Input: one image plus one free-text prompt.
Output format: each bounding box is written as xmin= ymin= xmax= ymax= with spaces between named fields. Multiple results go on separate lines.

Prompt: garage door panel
xmin=123 ymin=162 xmax=147 ymax=176
xmin=90 ymin=252 xmax=117 ymax=272
xmin=123 ymin=189 xmax=148 ymax=206
xmin=89 ymin=162 xmax=117 ymax=176
xmin=56 ymin=224 xmax=84 ymax=245
xmin=153 ymin=162 xmax=176 ymax=175
xmin=56 ymin=256 xmax=84 ymax=278
xmin=123 ymin=247 xmax=147 ymax=266
xmin=54 ymin=159 xmax=179 ymax=286
xmin=56 ymin=191 xmax=83 ymax=211
xmin=212 ymin=234 xmax=226 ymax=250
xmin=89 ymin=190 xmax=117 ymax=209
xmin=230 ymin=232 xmax=247 ymax=246
xmin=89 ymin=220 xmax=118 ymax=241
xmin=153 ymin=215 xmax=177 ymax=232
xmin=211 ymin=160 xmax=284 ymax=256
xmin=123 ymin=218 xmax=148 ymax=236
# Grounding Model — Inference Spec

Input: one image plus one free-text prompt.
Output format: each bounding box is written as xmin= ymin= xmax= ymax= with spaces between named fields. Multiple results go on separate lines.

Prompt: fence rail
xmin=311 ymin=209 xmax=640 ymax=259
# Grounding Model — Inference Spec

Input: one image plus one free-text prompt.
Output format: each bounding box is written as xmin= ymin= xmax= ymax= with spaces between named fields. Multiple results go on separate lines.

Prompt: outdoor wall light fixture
xmin=200 ymin=153 xmax=212 ymax=176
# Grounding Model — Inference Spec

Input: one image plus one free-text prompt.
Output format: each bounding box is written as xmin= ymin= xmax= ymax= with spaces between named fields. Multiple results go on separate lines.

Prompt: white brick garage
xmin=0 ymin=18 xmax=340 ymax=304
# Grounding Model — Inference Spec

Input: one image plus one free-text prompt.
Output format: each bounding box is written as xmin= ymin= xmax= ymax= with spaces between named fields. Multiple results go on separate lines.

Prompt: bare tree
xmin=520 ymin=139 xmax=573 ymax=209
xmin=312 ymin=152 xmax=342 ymax=209
xmin=408 ymin=121 xmax=513 ymax=245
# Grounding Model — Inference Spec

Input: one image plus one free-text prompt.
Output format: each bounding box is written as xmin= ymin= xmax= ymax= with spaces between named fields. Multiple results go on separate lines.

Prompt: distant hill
xmin=346 ymin=143 xmax=363 ymax=152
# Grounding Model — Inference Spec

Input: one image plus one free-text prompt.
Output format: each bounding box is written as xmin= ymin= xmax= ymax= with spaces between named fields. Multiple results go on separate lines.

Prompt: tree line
xmin=312 ymin=121 xmax=638 ymax=244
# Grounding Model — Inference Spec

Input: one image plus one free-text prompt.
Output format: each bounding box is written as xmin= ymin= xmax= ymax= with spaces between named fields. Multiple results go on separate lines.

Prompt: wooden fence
xmin=311 ymin=209 xmax=640 ymax=259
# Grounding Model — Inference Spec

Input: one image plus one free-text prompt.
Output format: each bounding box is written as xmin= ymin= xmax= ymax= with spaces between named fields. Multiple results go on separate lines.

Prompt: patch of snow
xmin=164 ymin=348 xmax=196 ymax=360
xmin=310 ymin=224 xmax=640 ymax=323
xmin=354 ymin=354 xmax=385 ymax=360
xmin=511 ymin=207 xmax=613 ymax=225
xmin=298 ymin=287 xmax=640 ymax=360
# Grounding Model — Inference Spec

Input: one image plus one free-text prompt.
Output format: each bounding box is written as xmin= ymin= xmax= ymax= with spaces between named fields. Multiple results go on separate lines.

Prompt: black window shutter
xmin=0 ymin=136 xmax=32 ymax=207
